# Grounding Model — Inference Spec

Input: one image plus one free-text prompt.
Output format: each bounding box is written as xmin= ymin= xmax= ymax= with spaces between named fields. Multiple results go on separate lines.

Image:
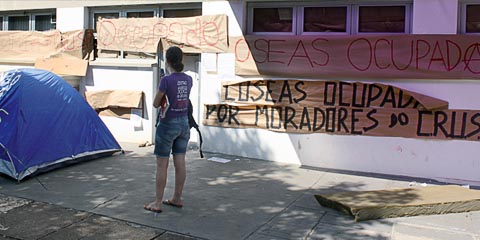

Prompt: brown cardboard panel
xmin=35 ymin=57 xmax=88 ymax=76
xmin=221 ymin=80 xmax=448 ymax=111
xmin=86 ymin=90 xmax=143 ymax=109
xmin=97 ymin=14 xmax=228 ymax=53
xmin=315 ymin=185 xmax=480 ymax=221
xmin=231 ymin=35 xmax=480 ymax=80
xmin=203 ymin=103 xmax=480 ymax=142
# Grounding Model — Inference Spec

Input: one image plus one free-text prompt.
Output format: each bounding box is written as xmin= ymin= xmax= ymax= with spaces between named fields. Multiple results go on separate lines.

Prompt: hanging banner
xmin=222 ymin=80 xmax=448 ymax=110
xmin=0 ymin=30 xmax=93 ymax=62
xmin=97 ymin=14 xmax=228 ymax=53
xmin=203 ymin=103 xmax=480 ymax=142
xmin=232 ymin=35 xmax=480 ymax=79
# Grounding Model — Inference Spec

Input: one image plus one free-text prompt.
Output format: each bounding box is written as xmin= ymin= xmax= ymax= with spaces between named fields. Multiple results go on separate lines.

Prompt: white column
xmin=56 ymin=7 xmax=88 ymax=32
xmin=412 ymin=0 xmax=458 ymax=34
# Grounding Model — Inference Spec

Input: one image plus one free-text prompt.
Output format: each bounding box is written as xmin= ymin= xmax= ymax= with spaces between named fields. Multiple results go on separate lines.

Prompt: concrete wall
xmin=199 ymin=0 xmax=480 ymax=185
xmin=85 ymin=65 xmax=157 ymax=144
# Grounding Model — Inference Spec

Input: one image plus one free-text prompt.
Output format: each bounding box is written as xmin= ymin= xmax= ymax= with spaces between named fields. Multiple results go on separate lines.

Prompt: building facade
xmin=1 ymin=0 xmax=480 ymax=185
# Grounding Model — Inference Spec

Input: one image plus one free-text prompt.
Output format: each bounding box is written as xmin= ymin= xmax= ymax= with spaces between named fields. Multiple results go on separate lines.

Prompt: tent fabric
xmin=315 ymin=185 xmax=480 ymax=221
xmin=0 ymin=68 xmax=121 ymax=181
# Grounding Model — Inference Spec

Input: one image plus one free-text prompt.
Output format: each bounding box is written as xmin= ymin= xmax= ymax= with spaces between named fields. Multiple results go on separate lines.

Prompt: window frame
xmin=33 ymin=13 xmax=56 ymax=31
xmin=459 ymin=2 xmax=480 ymax=35
xmin=247 ymin=2 xmax=297 ymax=36
xmin=0 ymin=10 xmax=56 ymax=31
xmin=161 ymin=7 xmax=202 ymax=18
xmin=247 ymin=1 xmax=412 ymax=35
xmin=7 ymin=14 xmax=31 ymax=31
xmin=298 ymin=4 xmax=351 ymax=35
xmin=351 ymin=3 xmax=412 ymax=35
xmin=89 ymin=4 xmax=201 ymax=61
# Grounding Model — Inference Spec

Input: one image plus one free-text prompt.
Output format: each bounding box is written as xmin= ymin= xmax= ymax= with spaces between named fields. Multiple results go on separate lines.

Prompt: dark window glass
xmin=163 ymin=9 xmax=201 ymax=18
xmin=93 ymin=12 xmax=119 ymax=31
xmin=253 ymin=8 xmax=293 ymax=32
xmin=358 ymin=6 xmax=405 ymax=33
xmin=8 ymin=16 xmax=29 ymax=30
xmin=466 ymin=5 xmax=480 ymax=33
xmin=304 ymin=7 xmax=347 ymax=32
xmin=127 ymin=11 xmax=155 ymax=18
xmin=35 ymin=15 xmax=55 ymax=31
xmin=0 ymin=17 xmax=3 ymax=30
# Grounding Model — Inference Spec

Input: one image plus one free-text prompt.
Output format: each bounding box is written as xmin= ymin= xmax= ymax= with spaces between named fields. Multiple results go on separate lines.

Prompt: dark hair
xmin=166 ymin=46 xmax=184 ymax=72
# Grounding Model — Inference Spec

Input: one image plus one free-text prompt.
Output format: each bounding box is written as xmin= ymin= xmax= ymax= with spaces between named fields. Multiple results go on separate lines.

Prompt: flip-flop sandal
xmin=162 ymin=199 xmax=183 ymax=208
xmin=144 ymin=204 xmax=162 ymax=213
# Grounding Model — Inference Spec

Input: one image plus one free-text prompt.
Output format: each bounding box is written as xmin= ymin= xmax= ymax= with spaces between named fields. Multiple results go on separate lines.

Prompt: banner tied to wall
xmin=96 ymin=14 xmax=228 ymax=54
xmin=231 ymin=35 xmax=480 ymax=80
xmin=0 ymin=30 xmax=94 ymax=61
xmin=204 ymin=80 xmax=480 ymax=142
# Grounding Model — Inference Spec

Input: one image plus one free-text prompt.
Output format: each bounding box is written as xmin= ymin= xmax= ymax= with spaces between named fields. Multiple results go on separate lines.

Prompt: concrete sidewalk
xmin=1 ymin=142 xmax=480 ymax=240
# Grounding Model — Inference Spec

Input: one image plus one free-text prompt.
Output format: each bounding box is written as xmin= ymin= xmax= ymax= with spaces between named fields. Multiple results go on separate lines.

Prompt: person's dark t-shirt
xmin=159 ymin=72 xmax=193 ymax=120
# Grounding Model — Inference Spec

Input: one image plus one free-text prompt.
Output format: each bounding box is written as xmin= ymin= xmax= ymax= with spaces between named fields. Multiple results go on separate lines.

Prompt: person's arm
xmin=153 ymin=90 xmax=165 ymax=108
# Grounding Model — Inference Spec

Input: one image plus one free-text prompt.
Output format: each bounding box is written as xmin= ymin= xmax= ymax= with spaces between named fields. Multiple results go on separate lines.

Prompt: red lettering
xmin=428 ymin=41 xmax=447 ymax=70
xmin=235 ymin=38 xmax=251 ymax=63
xmin=415 ymin=39 xmax=430 ymax=69
xmin=268 ymin=39 xmax=286 ymax=64
xmin=288 ymin=40 xmax=313 ymax=67
xmin=374 ymin=38 xmax=391 ymax=69
xmin=311 ymin=38 xmax=329 ymax=66
xmin=464 ymin=43 xmax=480 ymax=74
xmin=348 ymin=38 xmax=372 ymax=71
xmin=391 ymin=39 xmax=413 ymax=71
xmin=446 ymin=40 xmax=461 ymax=71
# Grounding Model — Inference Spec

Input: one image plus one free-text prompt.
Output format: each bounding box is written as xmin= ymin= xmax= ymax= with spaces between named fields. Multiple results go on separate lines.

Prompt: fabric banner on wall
xmin=221 ymin=80 xmax=448 ymax=110
xmin=96 ymin=14 xmax=228 ymax=53
xmin=203 ymin=103 xmax=480 ymax=142
xmin=231 ymin=35 xmax=480 ymax=79
xmin=0 ymin=30 xmax=93 ymax=62
xmin=204 ymin=79 xmax=480 ymax=142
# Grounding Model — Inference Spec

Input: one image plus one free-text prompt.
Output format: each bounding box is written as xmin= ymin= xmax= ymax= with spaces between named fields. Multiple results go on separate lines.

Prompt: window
xmin=93 ymin=12 xmax=120 ymax=32
xmin=252 ymin=8 xmax=294 ymax=33
xmin=34 ymin=14 xmax=56 ymax=31
xmin=303 ymin=7 xmax=348 ymax=33
xmin=460 ymin=3 xmax=480 ymax=34
xmin=0 ymin=11 xmax=55 ymax=31
xmin=127 ymin=11 xmax=155 ymax=18
xmin=163 ymin=9 xmax=201 ymax=18
xmin=357 ymin=6 xmax=405 ymax=33
xmin=90 ymin=5 xmax=201 ymax=60
xmin=8 ymin=16 xmax=29 ymax=31
xmin=248 ymin=2 xmax=411 ymax=35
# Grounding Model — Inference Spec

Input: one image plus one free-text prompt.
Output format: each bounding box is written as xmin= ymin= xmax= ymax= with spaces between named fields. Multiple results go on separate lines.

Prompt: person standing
xmin=144 ymin=46 xmax=192 ymax=213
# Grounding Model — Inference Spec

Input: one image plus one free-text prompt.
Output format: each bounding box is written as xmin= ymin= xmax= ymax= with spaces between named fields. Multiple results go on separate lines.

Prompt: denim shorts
xmin=154 ymin=116 xmax=190 ymax=157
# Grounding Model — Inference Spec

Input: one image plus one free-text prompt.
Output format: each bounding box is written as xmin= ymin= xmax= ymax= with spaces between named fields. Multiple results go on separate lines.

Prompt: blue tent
xmin=0 ymin=68 xmax=121 ymax=181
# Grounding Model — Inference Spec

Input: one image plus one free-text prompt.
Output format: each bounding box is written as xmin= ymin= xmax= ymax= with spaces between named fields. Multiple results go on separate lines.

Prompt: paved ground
xmin=1 ymin=142 xmax=480 ymax=240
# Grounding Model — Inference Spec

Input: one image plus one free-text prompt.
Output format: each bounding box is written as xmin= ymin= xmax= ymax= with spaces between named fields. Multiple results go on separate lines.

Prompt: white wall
xmin=85 ymin=65 xmax=156 ymax=144
xmin=199 ymin=0 xmax=480 ymax=185
xmin=56 ymin=7 xmax=88 ymax=32
xmin=412 ymin=0 xmax=458 ymax=34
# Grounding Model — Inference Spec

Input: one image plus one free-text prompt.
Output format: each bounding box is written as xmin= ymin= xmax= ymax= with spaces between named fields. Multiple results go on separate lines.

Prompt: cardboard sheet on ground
xmin=314 ymin=185 xmax=480 ymax=221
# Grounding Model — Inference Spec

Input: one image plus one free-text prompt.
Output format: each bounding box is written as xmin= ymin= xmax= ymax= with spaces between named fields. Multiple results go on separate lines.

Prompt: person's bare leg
xmin=170 ymin=154 xmax=186 ymax=205
xmin=145 ymin=156 xmax=169 ymax=211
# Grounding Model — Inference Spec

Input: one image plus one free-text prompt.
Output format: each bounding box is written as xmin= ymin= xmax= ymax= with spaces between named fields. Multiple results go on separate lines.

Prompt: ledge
xmin=89 ymin=58 xmax=156 ymax=68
